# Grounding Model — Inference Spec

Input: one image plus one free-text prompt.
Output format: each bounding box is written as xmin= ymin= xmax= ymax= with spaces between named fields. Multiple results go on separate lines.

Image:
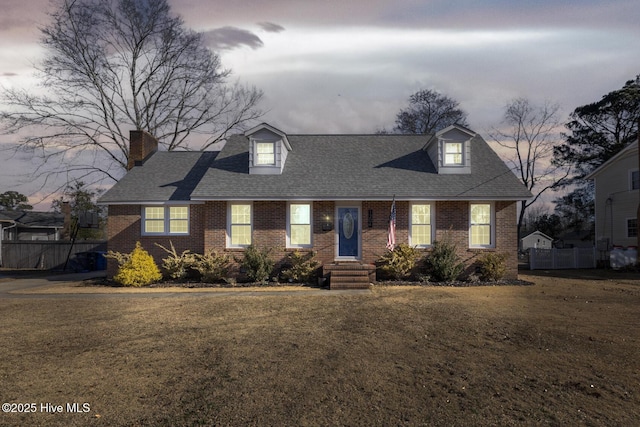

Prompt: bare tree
xmin=0 ymin=0 xmax=262 ymax=189
xmin=490 ymin=98 xmax=570 ymax=238
xmin=394 ymin=89 xmax=468 ymax=134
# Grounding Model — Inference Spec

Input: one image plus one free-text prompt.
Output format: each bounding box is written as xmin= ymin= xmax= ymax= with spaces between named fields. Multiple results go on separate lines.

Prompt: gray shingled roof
xmin=0 ymin=211 xmax=64 ymax=228
xmin=99 ymin=152 xmax=218 ymax=203
xmin=99 ymin=133 xmax=531 ymax=203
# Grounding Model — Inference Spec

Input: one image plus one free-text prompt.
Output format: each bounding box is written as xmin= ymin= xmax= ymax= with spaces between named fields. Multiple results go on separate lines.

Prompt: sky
xmin=1 ymin=0 xmax=639 ymax=208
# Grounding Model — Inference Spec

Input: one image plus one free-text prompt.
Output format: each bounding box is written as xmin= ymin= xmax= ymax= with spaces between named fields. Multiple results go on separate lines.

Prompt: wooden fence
xmin=1 ymin=240 xmax=107 ymax=270
xmin=529 ymin=247 xmax=597 ymax=270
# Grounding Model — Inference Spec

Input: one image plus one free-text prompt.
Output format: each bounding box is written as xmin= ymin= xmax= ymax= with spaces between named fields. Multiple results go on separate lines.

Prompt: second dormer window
xmin=444 ymin=142 xmax=463 ymax=165
xmin=255 ymin=142 xmax=275 ymax=165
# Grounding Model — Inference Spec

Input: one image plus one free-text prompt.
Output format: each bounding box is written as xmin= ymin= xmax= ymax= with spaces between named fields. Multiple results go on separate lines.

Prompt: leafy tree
xmin=0 ymin=191 xmax=33 ymax=211
xmin=554 ymin=77 xmax=640 ymax=182
xmin=394 ymin=89 xmax=468 ymax=134
xmin=0 ymin=0 xmax=262 ymax=188
xmin=553 ymin=77 xmax=640 ymax=228
xmin=490 ymin=98 xmax=569 ymax=238
xmin=531 ymin=213 xmax=563 ymax=239
xmin=553 ymin=184 xmax=595 ymax=235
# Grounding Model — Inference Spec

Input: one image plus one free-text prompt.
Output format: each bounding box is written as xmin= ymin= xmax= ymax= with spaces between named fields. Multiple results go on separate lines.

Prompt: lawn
xmin=0 ymin=270 xmax=639 ymax=426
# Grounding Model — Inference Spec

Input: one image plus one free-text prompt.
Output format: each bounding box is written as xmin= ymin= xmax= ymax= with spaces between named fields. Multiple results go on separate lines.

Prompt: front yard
xmin=0 ymin=270 xmax=639 ymax=426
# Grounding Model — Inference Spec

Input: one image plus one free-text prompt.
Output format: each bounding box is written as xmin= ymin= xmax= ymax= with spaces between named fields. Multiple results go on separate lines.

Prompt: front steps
xmin=323 ymin=263 xmax=375 ymax=290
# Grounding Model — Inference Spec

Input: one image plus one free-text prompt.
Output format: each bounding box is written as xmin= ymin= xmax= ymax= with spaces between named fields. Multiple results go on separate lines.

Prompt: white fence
xmin=529 ymin=247 xmax=597 ymax=270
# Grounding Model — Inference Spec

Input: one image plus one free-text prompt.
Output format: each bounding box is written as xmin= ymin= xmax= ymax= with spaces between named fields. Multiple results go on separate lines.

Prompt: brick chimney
xmin=61 ymin=201 xmax=72 ymax=240
xmin=127 ymin=130 xmax=158 ymax=170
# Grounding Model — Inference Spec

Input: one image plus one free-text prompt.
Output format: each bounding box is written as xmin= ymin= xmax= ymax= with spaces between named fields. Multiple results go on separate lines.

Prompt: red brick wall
xmin=106 ymin=199 xmax=519 ymax=280
xmin=105 ymin=204 xmax=205 ymax=276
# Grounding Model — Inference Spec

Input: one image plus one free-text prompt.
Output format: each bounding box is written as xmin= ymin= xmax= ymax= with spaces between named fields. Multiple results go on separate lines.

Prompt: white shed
xmin=520 ymin=231 xmax=553 ymax=251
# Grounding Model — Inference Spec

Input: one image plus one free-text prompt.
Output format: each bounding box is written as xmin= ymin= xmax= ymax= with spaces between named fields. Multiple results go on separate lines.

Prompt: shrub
xmin=155 ymin=241 xmax=196 ymax=280
xmin=104 ymin=249 xmax=131 ymax=266
xmin=477 ymin=252 xmax=508 ymax=281
xmin=377 ymin=243 xmax=419 ymax=280
xmin=193 ymin=250 xmax=231 ymax=283
xmin=424 ymin=238 xmax=464 ymax=282
xmin=237 ymin=245 xmax=274 ymax=284
xmin=281 ymin=250 xmax=320 ymax=284
xmin=112 ymin=242 xmax=162 ymax=287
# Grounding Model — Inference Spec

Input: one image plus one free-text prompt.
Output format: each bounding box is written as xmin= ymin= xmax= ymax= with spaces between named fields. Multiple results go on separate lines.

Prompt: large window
xmin=228 ymin=203 xmax=252 ymax=247
xmin=288 ymin=203 xmax=312 ymax=247
xmin=255 ymin=142 xmax=275 ymax=165
xmin=444 ymin=142 xmax=463 ymax=165
xmin=410 ymin=203 xmax=433 ymax=247
xmin=142 ymin=206 xmax=189 ymax=235
xmin=470 ymin=203 xmax=493 ymax=247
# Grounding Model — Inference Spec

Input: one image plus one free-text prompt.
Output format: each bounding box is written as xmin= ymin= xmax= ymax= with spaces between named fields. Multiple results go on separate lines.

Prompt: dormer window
xmin=444 ymin=142 xmax=463 ymax=166
xmin=255 ymin=142 xmax=275 ymax=165
xmin=245 ymin=123 xmax=292 ymax=175
xmin=425 ymin=124 xmax=475 ymax=175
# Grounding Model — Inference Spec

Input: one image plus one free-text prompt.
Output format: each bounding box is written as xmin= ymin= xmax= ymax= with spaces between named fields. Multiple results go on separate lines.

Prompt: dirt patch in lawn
xmin=1 ymin=270 xmax=639 ymax=426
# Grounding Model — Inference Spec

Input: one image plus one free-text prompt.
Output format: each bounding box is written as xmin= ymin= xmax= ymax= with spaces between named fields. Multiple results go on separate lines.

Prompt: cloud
xmin=257 ymin=22 xmax=285 ymax=33
xmin=202 ymin=26 xmax=264 ymax=51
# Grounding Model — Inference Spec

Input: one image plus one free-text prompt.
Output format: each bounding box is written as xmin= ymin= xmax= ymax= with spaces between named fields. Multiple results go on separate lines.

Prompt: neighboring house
xmin=585 ymin=140 xmax=639 ymax=249
xmin=520 ymin=231 xmax=553 ymax=251
xmin=99 ymin=124 xmax=531 ymax=288
xmin=0 ymin=211 xmax=65 ymax=241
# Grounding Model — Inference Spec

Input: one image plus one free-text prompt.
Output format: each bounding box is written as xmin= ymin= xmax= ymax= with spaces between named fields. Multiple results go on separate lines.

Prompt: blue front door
xmin=337 ymin=207 xmax=359 ymax=258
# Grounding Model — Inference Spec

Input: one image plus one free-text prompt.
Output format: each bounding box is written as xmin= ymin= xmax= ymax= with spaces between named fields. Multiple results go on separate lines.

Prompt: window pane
xmin=445 ymin=143 xmax=462 ymax=165
xmin=169 ymin=206 xmax=188 ymax=219
xmin=231 ymin=225 xmax=251 ymax=245
xmin=255 ymin=142 xmax=275 ymax=165
xmin=231 ymin=204 xmax=251 ymax=224
xmin=632 ymin=171 xmax=640 ymax=190
xmin=412 ymin=204 xmax=431 ymax=225
xmin=170 ymin=219 xmax=188 ymax=234
xmin=471 ymin=204 xmax=490 ymax=224
xmin=145 ymin=220 xmax=164 ymax=233
xmin=291 ymin=204 xmax=310 ymax=224
xmin=471 ymin=225 xmax=490 ymax=246
xmin=412 ymin=224 xmax=431 ymax=246
xmin=291 ymin=224 xmax=311 ymax=245
xmin=629 ymin=219 xmax=638 ymax=238
xmin=145 ymin=207 xmax=164 ymax=220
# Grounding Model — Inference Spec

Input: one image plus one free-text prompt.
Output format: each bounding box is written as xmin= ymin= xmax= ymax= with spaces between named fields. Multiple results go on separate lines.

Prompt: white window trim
xmin=469 ymin=202 xmax=495 ymax=249
xmin=629 ymin=169 xmax=639 ymax=191
xmin=141 ymin=206 xmax=190 ymax=236
xmin=227 ymin=202 xmax=253 ymax=248
xmin=409 ymin=201 xmax=435 ymax=247
xmin=286 ymin=202 xmax=313 ymax=249
xmin=443 ymin=141 xmax=464 ymax=166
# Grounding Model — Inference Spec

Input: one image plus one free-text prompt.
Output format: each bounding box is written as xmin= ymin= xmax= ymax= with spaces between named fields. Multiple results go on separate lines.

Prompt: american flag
xmin=386 ymin=197 xmax=396 ymax=251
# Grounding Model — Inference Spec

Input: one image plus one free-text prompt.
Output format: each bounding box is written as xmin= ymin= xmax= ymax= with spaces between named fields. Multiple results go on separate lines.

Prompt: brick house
xmin=99 ymin=123 xmax=531 ymax=288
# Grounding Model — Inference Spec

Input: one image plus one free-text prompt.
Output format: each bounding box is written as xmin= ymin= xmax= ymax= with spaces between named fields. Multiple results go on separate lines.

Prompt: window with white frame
xmin=255 ymin=142 xmax=275 ymax=165
xmin=228 ymin=203 xmax=252 ymax=247
xmin=444 ymin=142 xmax=463 ymax=165
xmin=628 ymin=218 xmax=638 ymax=238
xmin=142 ymin=206 xmax=189 ymax=235
xmin=410 ymin=203 xmax=433 ymax=247
xmin=288 ymin=203 xmax=312 ymax=247
xmin=631 ymin=170 xmax=639 ymax=191
xmin=470 ymin=203 xmax=493 ymax=247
